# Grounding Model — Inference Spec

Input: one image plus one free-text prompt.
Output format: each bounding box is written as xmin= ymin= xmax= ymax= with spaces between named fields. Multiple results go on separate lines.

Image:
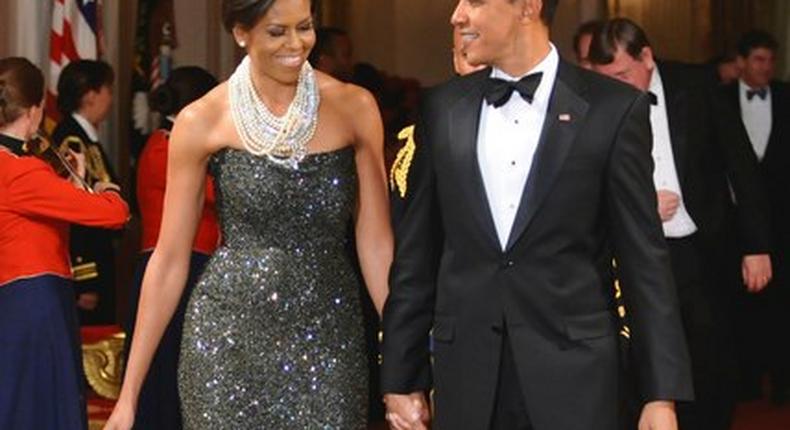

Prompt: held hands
xmin=742 ymin=254 xmax=772 ymax=293
xmin=384 ymin=392 xmax=430 ymax=430
xmin=656 ymin=190 xmax=680 ymax=222
xmin=638 ymin=400 xmax=677 ymax=430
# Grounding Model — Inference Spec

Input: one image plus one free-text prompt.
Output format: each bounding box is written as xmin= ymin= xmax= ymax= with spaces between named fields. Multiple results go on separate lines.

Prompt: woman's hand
xmin=103 ymin=399 xmax=135 ymax=430
xmin=64 ymin=148 xmax=87 ymax=188
xmin=93 ymin=181 xmax=121 ymax=193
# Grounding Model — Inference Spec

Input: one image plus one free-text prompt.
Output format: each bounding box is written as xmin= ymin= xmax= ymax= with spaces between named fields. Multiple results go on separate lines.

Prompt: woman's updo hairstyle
xmin=149 ymin=66 xmax=218 ymax=117
xmin=222 ymin=0 xmax=315 ymax=33
xmin=0 ymin=57 xmax=45 ymax=127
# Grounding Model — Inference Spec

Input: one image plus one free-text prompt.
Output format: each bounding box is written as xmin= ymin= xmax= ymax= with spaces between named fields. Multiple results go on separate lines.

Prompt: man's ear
xmin=639 ymin=46 xmax=656 ymax=70
xmin=520 ymin=0 xmax=543 ymax=24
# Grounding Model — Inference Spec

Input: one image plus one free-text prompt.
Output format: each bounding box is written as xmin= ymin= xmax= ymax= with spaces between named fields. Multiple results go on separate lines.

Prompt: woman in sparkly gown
xmin=105 ymin=0 xmax=392 ymax=428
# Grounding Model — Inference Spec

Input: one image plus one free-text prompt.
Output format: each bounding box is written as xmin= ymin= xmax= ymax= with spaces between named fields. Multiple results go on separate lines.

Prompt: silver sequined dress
xmin=178 ymin=146 xmax=367 ymax=429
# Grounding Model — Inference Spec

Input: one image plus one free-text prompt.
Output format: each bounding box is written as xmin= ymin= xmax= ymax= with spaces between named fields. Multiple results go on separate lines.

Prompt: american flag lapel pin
xmin=559 ymin=113 xmax=572 ymax=122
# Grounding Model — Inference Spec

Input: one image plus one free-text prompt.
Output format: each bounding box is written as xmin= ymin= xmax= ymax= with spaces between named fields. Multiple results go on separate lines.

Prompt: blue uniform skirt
xmin=123 ymin=251 xmax=210 ymax=430
xmin=0 ymin=275 xmax=87 ymax=430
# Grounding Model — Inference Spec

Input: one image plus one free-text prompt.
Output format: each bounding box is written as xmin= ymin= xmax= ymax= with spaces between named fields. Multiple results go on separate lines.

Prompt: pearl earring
xmin=238 ymin=40 xmax=246 ymax=48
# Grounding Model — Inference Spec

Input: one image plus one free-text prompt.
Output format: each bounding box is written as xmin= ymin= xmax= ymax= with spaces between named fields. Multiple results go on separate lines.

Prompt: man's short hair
xmin=588 ymin=18 xmax=651 ymax=66
xmin=737 ymin=30 xmax=778 ymax=58
xmin=573 ymin=20 xmax=603 ymax=58
xmin=540 ymin=0 xmax=560 ymax=26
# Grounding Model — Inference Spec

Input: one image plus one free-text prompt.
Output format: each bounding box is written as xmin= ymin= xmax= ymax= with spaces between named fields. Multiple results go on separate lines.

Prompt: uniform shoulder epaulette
xmin=61 ymin=135 xmax=85 ymax=150
xmin=390 ymin=125 xmax=416 ymax=199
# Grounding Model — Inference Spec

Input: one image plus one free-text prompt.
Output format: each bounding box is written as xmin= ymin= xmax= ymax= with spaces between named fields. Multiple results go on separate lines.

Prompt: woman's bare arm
xmin=348 ymin=86 xmax=392 ymax=316
xmin=115 ymin=99 xmax=216 ymax=411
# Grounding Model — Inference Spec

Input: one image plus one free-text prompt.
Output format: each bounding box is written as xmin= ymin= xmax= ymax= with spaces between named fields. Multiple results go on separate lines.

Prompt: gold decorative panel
xmin=82 ymin=332 xmax=126 ymax=400
xmin=607 ymin=0 xmax=714 ymax=62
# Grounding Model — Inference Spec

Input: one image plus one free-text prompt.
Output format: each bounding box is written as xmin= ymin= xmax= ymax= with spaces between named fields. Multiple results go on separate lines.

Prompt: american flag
xmin=46 ymin=0 xmax=102 ymax=131
xmin=130 ymin=0 xmax=176 ymax=157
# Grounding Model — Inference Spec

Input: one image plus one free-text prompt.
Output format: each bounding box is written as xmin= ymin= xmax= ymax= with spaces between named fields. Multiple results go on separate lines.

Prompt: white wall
xmin=1 ymin=0 xmax=51 ymax=67
xmin=346 ymin=0 xmax=457 ymax=85
xmin=346 ymin=0 xmax=606 ymax=86
xmin=172 ymin=0 xmax=236 ymax=80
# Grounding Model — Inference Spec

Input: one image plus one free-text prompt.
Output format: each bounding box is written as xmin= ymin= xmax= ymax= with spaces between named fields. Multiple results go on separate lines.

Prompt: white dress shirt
xmin=72 ymin=112 xmax=99 ymax=142
xmin=649 ymin=67 xmax=698 ymax=238
xmin=477 ymin=44 xmax=559 ymax=249
xmin=738 ymin=79 xmax=772 ymax=161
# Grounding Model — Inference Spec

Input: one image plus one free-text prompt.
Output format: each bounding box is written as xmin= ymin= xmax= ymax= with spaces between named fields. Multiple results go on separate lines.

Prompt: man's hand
xmin=384 ymin=392 xmax=430 ymax=430
xmin=656 ymin=190 xmax=680 ymax=222
xmin=638 ymin=400 xmax=677 ymax=430
xmin=742 ymin=254 xmax=772 ymax=293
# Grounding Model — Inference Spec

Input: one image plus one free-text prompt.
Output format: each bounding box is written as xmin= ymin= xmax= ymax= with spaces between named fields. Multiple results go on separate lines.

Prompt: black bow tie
xmin=484 ymin=72 xmax=543 ymax=108
xmin=647 ymin=91 xmax=658 ymax=106
xmin=747 ymin=87 xmax=768 ymax=101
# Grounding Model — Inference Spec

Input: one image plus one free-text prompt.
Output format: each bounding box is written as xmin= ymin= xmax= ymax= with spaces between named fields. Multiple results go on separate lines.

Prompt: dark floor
xmin=731 ymin=399 xmax=790 ymax=430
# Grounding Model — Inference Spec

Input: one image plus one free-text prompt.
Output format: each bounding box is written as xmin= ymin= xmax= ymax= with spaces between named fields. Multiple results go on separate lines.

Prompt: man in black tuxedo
xmin=724 ymin=30 xmax=790 ymax=404
xmin=381 ymin=2 xmax=693 ymax=429
xmin=589 ymin=19 xmax=773 ymax=430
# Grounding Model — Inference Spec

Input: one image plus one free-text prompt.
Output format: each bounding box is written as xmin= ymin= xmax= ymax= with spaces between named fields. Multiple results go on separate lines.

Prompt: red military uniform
xmin=0 ymin=132 xmax=128 ymax=429
xmin=136 ymin=128 xmax=219 ymax=253
xmin=0 ymin=136 xmax=128 ymax=286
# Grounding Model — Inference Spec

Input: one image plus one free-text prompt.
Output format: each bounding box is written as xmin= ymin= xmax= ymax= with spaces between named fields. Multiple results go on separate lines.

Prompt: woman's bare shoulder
xmin=317 ymin=71 xmax=378 ymax=115
xmin=171 ymin=83 xmax=232 ymax=155
xmin=316 ymin=73 xmax=383 ymax=153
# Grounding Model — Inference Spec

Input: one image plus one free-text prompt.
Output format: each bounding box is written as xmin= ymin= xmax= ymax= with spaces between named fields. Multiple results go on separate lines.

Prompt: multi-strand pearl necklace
xmin=228 ymin=56 xmax=320 ymax=169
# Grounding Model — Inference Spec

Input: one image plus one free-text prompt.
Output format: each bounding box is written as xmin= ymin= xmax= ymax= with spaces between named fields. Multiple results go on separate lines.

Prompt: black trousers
xmin=490 ymin=331 xmax=532 ymax=430
xmin=668 ymin=235 xmax=737 ymax=430
xmin=736 ymin=248 xmax=790 ymax=403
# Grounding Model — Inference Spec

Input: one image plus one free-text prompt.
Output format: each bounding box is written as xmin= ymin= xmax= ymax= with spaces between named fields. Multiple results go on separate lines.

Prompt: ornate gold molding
xmin=82 ymin=332 xmax=126 ymax=400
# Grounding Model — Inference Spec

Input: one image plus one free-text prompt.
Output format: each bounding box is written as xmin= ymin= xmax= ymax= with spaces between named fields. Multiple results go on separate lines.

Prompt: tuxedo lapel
xmin=505 ymin=62 xmax=589 ymax=251
xmin=763 ymin=81 xmax=782 ymax=163
xmin=449 ymin=71 xmax=501 ymax=251
xmin=729 ymin=83 xmax=742 ymax=112
xmin=660 ymin=66 xmax=689 ymax=187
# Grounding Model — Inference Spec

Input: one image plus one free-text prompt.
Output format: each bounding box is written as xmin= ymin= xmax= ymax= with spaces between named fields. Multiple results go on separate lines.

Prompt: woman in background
xmin=52 ymin=59 xmax=119 ymax=324
xmin=0 ymin=57 xmax=128 ymax=429
xmin=122 ymin=66 xmax=220 ymax=430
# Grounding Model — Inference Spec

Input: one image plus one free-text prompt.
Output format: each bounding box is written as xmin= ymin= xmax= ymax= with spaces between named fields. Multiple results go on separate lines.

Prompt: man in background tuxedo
xmin=589 ymin=18 xmax=773 ymax=430
xmin=724 ymin=30 xmax=790 ymax=405
xmin=381 ymin=1 xmax=693 ymax=429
